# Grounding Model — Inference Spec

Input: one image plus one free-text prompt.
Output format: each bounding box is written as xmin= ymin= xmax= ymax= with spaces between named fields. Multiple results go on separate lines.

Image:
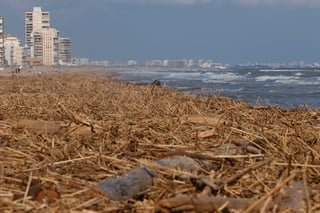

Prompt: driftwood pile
xmin=0 ymin=71 xmax=319 ymax=212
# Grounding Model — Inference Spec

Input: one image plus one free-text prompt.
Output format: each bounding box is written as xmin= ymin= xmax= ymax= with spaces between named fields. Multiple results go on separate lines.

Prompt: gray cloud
xmin=2 ymin=0 xmax=320 ymax=8
xmin=88 ymin=0 xmax=213 ymax=4
xmin=131 ymin=0 xmax=320 ymax=7
xmin=107 ymin=0 xmax=211 ymax=4
xmin=232 ymin=0 xmax=320 ymax=7
xmin=105 ymin=0 xmax=320 ymax=7
xmin=143 ymin=0 xmax=211 ymax=3
xmin=1 ymin=0 xmax=33 ymax=10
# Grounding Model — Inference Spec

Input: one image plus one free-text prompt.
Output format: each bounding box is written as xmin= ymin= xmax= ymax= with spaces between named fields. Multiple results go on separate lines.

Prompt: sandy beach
xmin=0 ymin=68 xmax=319 ymax=212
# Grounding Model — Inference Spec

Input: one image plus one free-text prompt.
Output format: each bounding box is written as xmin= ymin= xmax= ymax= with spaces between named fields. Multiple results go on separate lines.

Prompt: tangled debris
xmin=0 ymin=71 xmax=319 ymax=212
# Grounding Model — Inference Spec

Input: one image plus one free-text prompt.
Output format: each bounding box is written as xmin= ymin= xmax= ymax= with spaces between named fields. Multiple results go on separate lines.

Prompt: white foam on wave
xmin=161 ymin=71 xmax=208 ymax=81
xmin=259 ymin=69 xmax=304 ymax=72
xmin=230 ymin=87 xmax=245 ymax=92
xmin=255 ymin=75 xmax=294 ymax=82
xmin=202 ymin=72 xmax=245 ymax=83
xmin=307 ymin=90 xmax=320 ymax=94
xmin=275 ymin=79 xmax=320 ymax=85
xmin=256 ymin=75 xmax=320 ymax=85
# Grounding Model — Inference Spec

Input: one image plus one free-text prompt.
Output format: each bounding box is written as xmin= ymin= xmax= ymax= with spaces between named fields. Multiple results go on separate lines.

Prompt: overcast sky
xmin=1 ymin=0 xmax=320 ymax=64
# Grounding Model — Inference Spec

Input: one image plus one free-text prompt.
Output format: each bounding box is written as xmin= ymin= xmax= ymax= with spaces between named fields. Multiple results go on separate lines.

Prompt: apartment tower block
xmin=25 ymin=7 xmax=56 ymax=65
xmin=25 ymin=7 xmax=50 ymax=53
xmin=38 ymin=28 xmax=60 ymax=65
xmin=0 ymin=16 xmax=4 ymax=66
xmin=25 ymin=7 xmax=72 ymax=66
xmin=4 ymin=35 xmax=23 ymax=66
xmin=59 ymin=37 xmax=72 ymax=65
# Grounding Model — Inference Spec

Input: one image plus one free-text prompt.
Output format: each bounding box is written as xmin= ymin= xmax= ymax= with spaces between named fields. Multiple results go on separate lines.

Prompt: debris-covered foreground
xmin=0 ymin=71 xmax=319 ymax=212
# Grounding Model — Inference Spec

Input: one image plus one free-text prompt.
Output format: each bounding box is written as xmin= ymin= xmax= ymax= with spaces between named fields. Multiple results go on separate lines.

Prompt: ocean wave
xmin=117 ymin=68 xmax=320 ymax=107
xmin=165 ymin=72 xmax=203 ymax=80
xmin=307 ymin=90 xmax=320 ymax=94
xmin=255 ymin=75 xmax=297 ymax=82
xmin=202 ymin=72 xmax=245 ymax=83
xmin=259 ymin=69 xmax=304 ymax=72
xmin=275 ymin=79 xmax=320 ymax=85
xmin=294 ymin=72 xmax=303 ymax=76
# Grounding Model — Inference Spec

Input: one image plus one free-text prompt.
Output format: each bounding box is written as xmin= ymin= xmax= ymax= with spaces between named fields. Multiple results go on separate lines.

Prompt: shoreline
xmin=1 ymin=66 xmax=319 ymax=110
xmin=108 ymin=67 xmax=320 ymax=109
xmin=0 ymin=65 xmax=117 ymax=75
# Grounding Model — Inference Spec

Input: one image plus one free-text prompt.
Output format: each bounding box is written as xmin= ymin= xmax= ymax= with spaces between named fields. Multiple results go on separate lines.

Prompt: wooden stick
xmin=58 ymin=103 xmax=103 ymax=132
xmin=52 ymin=155 xmax=97 ymax=166
xmin=165 ymin=150 xmax=265 ymax=160
xmin=245 ymin=173 xmax=295 ymax=212
xmin=220 ymin=158 xmax=273 ymax=185
xmin=273 ymin=162 xmax=320 ymax=169
xmin=156 ymin=194 xmax=258 ymax=212
xmin=23 ymin=171 xmax=33 ymax=204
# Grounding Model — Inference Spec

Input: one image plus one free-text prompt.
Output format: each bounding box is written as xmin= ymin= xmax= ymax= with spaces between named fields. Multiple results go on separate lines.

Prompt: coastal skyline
xmin=1 ymin=0 xmax=320 ymax=64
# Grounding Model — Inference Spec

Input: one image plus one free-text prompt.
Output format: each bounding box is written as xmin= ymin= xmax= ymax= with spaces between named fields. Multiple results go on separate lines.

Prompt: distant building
xmin=71 ymin=58 xmax=80 ymax=66
xmin=145 ymin=60 xmax=153 ymax=66
xmin=4 ymin=35 xmax=23 ymax=66
xmin=79 ymin=58 xmax=89 ymax=66
xmin=288 ymin=60 xmax=305 ymax=67
xmin=145 ymin=60 xmax=163 ymax=67
xmin=198 ymin=59 xmax=228 ymax=69
xmin=164 ymin=59 xmax=188 ymax=68
xmin=25 ymin=7 xmax=50 ymax=60
xmin=41 ymin=28 xmax=60 ymax=65
xmin=153 ymin=60 xmax=163 ymax=66
xmin=187 ymin=59 xmax=195 ymax=68
xmin=198 ymin=59 xmax=205 ymax=67
xmin=30 ymin=28 xmax=60 ymax=65
xmin=128 ymin=60 xmax=137 ymax=66
xmin=90 ymin=60 xmax=109 ymax=67
xmin=25 ymin=7 xmax=72 ymax=66
xmin=0 ymin=16 xmax=4 ymax=66
xmin=59 ymin=37 xmax=72 ymax=65
xmin=199 ymin=60 xmax=211 ymax=68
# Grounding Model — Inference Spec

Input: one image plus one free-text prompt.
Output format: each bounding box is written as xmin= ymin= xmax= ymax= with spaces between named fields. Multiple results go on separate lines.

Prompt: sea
xmin=114 ymin=67 xmax=320 ymax=108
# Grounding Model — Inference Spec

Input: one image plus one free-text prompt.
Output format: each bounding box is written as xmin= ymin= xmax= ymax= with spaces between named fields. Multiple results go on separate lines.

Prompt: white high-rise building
xmin=25 ymin=7 xmax=52 ymax=64
xmin=31 ymin=28 xmax=60 ymax=66
xmin=25 ymin=7 xmax=50 ymax=51
xmin=0 ymin=16 xmax=4 ymax=66
xmin=59 ymin=37 xmax=72 ymax=65
xmin=24 ymin=7 xmax=72 ymax=66
xmin=4 ymin=35 xmax=23 ymax=66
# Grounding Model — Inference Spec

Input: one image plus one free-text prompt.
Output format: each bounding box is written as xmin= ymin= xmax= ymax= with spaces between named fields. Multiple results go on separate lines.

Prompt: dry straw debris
xmin=0 ymin=70 xmax=319 ymax=212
